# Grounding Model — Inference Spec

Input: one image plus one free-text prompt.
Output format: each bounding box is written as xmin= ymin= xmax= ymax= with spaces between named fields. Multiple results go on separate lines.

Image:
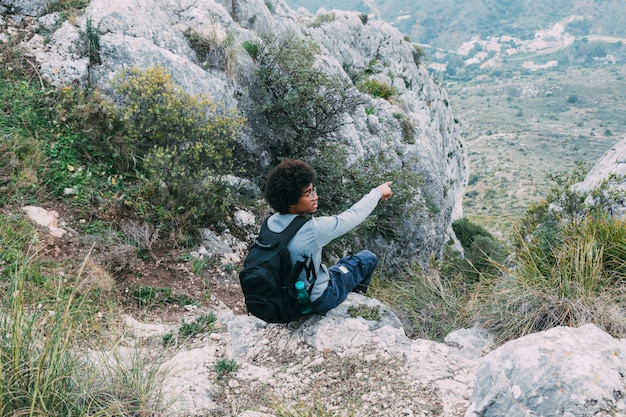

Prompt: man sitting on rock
xmin=263 ymin=159 xmax=393 ymax=314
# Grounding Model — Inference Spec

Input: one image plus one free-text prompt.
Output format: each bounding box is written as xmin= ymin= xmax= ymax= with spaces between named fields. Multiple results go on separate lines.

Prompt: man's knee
xmin=355 ymin=250 xmax=377 ymax=269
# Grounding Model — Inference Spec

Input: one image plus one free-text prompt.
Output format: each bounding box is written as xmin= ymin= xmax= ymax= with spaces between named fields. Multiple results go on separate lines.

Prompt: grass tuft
xmin=0 ymin=211 xmax=168 ymax=415
xmin=469 ymin=214 xmax=626 ymax=343
xmin=369 ymin=266 xmax=467 ymax=341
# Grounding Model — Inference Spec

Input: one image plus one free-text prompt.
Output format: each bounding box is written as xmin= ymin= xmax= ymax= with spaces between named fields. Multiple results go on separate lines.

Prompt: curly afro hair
xmin=264 ymin=159 xmax=317 ymax=214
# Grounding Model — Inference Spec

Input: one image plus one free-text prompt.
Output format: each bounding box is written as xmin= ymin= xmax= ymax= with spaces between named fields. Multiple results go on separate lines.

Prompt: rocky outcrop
xmin=465 ymin=324 xmax=626 ymax=417
xmin=1 ymin=0 xmax=50 ymax=16
xmin=6 ymin=0 xmax=468 ymax=268
xmin=137 ymin=294 xmax=489 ymax=416
xmin=118 ymin=294 xmax=626 ymax=417
xmin=572 ymin=137 xmax=626 ymax=218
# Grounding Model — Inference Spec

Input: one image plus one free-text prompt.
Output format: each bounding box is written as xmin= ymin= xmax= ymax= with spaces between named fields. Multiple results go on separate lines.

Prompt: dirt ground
xmin=31 ymin=211 xmax=249 ymax=324
xmin=111 ymin=245 xmax=249 ymax=322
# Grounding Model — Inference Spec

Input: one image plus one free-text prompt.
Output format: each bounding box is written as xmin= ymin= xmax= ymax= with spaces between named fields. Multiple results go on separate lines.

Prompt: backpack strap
xmin=257 ymin=216 xmax=311 ymax=245
xmin=276 ymin=215 xmax=310 ymax=241
xmin=299 ymin=256 xmax=318 ymax=295
xmin=257 ymin=215 xmax=310 ymax=246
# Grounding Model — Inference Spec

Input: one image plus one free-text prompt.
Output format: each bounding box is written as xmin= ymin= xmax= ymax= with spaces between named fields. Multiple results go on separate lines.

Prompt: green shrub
xmin=0 ymin=247 xmax=166 ymax=415
xmin=308 ymin=149 xmax=423 ymax=260
xmin=179 ymin=313 xmax=217 ymax=338
xmin=214 ymin=357 xmax=238 ymax=377
xmin=111 ymin=66 xmax=244 ymax=167
xmin=242 ymin=40 xmax=260 ymax=59
xmin=577 ymin=215 xmax=626 ymax=281
xmin=79 ymin=17 xmax=102 ymax=68
xmin=447 ymin=234 xmax=506 ymax=283
xmin=133 ymin=286 xmax=172 ymax=307
xmin=467 ymin=235 xmax=506 ymax=271
xmin=254 ymin=31 xmax=362 ymax=163
xmin=467 ymin=173 xmax=480 ymax=186
xmin=308 ymin=13 xmax=336 ymax=28
xmin=42 ymin=129 xmax=125 ymax=211
xmin=484 ymin=188 xmax=497 ymax=199
xmin=471 ymin=214 xmax=626 ymax=344
xmin=395 ymin=112 xmax=416 ymax=144
xmin=111 ymin=66 xmax=246 ymax=236
xmin=0 ymin=65 xmax=51 ymax=204
xmin=0 ymin=215 xmax=39 ymax=282
xmin=131 ymin=286 xmax=198 ymax=309
xmin=1 ymin=259 xmax=86 ymax=415
xmin=452 ymin=217 xmax=494 ymax=249
xmin=468 ymin=165 xmax=626 ymax=343
xmin=448 ymin=218 xmax=507 ymax=283
xmin=0 ymin=135 xmax=43 ymax=205
xmin=347 ymin=305 xmax=382 ymax=321
xmin=412 ymin=44 xmax=426 ymax=66
xmin=45 ymin=0 xmax=90 ymax=14
xmin=86 ymin=346 xmax=167 ymax=415
xmin=0 ymin=59 xmax=125 ymax=210
xmin=519 ymin=162 xmax=591 ymax=239
xmin=358 ymin=79 xmax=398 ymax=101
xmin=183 ymin=28 xmax=237 ymax=72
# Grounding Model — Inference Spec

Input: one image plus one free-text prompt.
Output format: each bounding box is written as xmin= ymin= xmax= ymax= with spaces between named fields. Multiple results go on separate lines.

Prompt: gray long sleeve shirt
xmin=267 ymin=188 xmax=383 ymax=301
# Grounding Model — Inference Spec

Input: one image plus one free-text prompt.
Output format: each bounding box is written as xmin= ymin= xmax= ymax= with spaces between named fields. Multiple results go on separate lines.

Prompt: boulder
xmin=465 ymin=324 xmax=626 ymax=417
xmin=572 ymin=137 xmax=626 ymax=219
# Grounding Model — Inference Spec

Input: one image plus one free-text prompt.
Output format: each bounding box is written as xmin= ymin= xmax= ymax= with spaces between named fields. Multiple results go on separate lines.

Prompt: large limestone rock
xmin=573 ymin=138 xmax=626 ymax=194
xmin=465 ymin=324 xmax=626 ymax=417
xmin=155 ymin=294 xmax=487 ymax=417
xmin=7 ymin=0 xmax=468 ymax=268
xmin=572 ymin=137 xmax=626 ymax=218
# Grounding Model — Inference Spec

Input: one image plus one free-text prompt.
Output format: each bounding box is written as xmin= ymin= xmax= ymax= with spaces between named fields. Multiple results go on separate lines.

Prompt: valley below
xmin=449 ymin=63 xmax=626 ymax=235
xmin=286 ymin=0 xmax=626 ymax=237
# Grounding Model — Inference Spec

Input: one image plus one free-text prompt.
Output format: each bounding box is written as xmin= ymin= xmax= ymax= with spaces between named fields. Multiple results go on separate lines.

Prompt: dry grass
xmin=468 ymin=215 xmax=626 ymax=343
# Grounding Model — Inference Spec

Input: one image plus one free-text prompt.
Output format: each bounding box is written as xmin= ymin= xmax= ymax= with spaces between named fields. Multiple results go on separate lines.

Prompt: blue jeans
xmin=311 ymin=250 xmax=377 ymax=314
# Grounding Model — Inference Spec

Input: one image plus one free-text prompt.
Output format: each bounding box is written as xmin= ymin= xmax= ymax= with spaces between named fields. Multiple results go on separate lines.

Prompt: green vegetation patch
xmin=358 ymin=79 xmax=398 ymax=101
xmin=347 ymin=304 xmax=382 ymax=321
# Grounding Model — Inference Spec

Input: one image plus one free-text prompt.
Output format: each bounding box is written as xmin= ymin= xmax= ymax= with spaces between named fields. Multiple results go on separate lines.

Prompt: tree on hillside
xmin=253 ymin=31 xmax=363 ymax=164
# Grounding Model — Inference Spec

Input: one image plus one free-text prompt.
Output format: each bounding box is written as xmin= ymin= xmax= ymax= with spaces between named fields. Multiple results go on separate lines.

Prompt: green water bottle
xmin=295 ymin=281 xmax=312 ymax=314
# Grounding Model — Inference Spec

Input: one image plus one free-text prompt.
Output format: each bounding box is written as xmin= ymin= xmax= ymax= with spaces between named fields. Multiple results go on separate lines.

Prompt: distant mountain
xmin=285 ymin=0 xmax=626 ymax=51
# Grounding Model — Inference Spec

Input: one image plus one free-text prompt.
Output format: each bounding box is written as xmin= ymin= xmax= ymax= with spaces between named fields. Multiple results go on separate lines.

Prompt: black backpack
xmin=239 ymin=215 xmax=314 ymax=323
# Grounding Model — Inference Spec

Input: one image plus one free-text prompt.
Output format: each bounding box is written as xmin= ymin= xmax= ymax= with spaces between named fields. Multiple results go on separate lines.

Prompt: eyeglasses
xmin=303 ymin=186 xmax=317 ymax=200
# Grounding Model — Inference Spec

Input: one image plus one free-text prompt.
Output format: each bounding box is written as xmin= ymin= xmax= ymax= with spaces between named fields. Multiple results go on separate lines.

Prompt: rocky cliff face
xmin=6 ymin=0 xmax=467 ymax=267
xmin=572 ymin=137 xmax=626 ymax=219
